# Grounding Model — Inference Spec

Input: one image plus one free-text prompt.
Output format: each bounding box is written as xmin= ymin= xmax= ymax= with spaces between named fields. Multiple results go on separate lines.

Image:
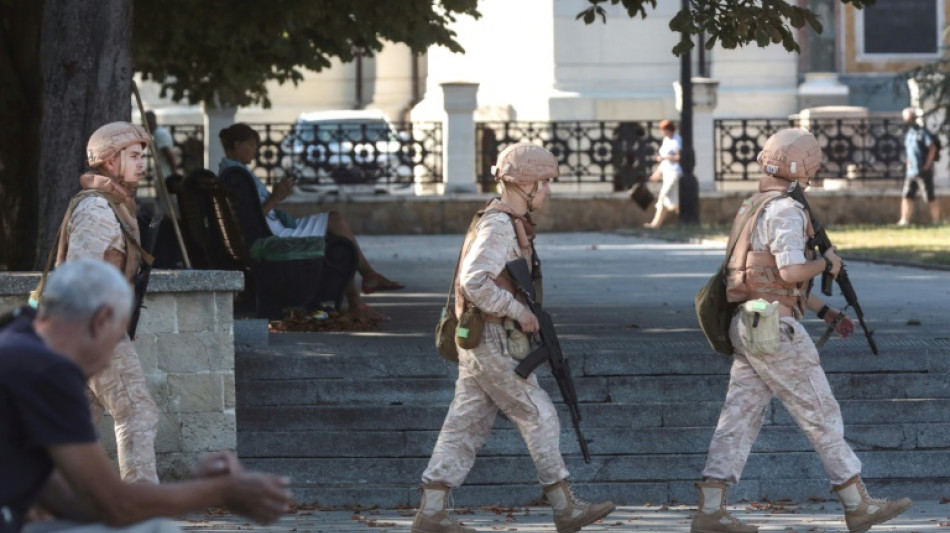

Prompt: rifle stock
xmin=787 ymin=182 xmax=879 ymax=355
xmin=506 ymin=258 xmax=591 ymax=463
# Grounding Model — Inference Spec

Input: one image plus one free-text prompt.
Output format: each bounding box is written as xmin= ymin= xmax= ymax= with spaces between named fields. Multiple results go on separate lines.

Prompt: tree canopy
xmin=578 ymin=0 xmax=876 ymax=56
xmin=133 ymin=0 xmax=480 ymax=108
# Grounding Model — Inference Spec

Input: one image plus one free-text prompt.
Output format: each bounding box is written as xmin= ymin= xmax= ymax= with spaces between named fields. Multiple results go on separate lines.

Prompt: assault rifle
xmin=505 ymin=258 xmax=591 ymax=464
xmin=787 ymin=181 xmax=879 ymax=355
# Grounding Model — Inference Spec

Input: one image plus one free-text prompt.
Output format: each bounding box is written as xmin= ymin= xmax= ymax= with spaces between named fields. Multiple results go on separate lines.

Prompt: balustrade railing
xmin=714 ymin=117 xmax=931 ymax=182
xmin=139 ymin=117 xmax=936 ymax=196
xmin=140 ymin=121 xmax=442 ymax=195
xmin=476 ymin=121 xmax=667 ymax=188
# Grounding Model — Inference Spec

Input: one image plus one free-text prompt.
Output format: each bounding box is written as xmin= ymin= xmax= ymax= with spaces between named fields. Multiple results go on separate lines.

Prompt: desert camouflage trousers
xmin=422 ymin=323 xmax=570 ymax=487
xmin=702 ymin=314 xmax=862 ymax=486
xmin=88 ymin=335 xmax=159 ymax=483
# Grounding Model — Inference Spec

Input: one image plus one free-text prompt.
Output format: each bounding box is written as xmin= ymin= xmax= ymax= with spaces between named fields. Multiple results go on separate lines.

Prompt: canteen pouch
xmin=503 ymin=317 xmax=531 ymax=360
xmin=456 ymin=306 xmax=485 ymax=350
xmin=435 ymin=306 xmax=459 ymax=363
xmin=738 ymin=298 xmax=781 ymax=356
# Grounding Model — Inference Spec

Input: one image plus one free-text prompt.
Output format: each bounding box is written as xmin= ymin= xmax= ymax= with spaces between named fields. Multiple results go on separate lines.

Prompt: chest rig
xmin=725 ymin=184 xmax=816 ymax=318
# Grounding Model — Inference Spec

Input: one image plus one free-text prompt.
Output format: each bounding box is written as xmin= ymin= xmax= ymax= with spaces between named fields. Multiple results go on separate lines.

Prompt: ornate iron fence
xmin=476 ymin=121 xmax=668 ymax=189
xmin=248 ymin=121 xmax=442 ymax=192
xmin=142 ymin=124 xmax=205 ymax=183
xmin=714 ymin=117 xmax=929 ymax=182
xmin=139 ymin=121 xmax=442 ymax=195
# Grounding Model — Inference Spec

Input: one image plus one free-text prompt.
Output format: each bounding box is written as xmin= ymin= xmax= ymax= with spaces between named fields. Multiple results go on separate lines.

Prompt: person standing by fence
xmin=898 ymin=107 xmax=941 ymax=226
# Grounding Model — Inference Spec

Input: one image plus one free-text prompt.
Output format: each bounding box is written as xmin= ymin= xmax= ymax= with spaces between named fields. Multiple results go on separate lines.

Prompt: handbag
xmin=629 ymin=181 xmax=655 ymax=210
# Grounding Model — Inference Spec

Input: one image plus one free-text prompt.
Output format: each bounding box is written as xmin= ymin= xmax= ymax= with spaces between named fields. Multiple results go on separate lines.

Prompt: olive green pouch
xmin=456 ymin=306 xmax=485 ymax=349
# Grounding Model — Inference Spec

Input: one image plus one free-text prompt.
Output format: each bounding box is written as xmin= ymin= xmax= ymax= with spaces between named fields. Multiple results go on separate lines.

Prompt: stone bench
xmin=0 ymin=269 xmax=243 ymax=480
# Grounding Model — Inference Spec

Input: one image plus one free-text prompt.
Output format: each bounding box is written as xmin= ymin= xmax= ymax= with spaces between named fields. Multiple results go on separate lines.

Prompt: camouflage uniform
xmin=422 ymin=209 xmax=569 ymax=487
xmin=702 ymin=198 xmax=862 ymax=486
xmin=62 ymin=196 xmax=159 ymax=484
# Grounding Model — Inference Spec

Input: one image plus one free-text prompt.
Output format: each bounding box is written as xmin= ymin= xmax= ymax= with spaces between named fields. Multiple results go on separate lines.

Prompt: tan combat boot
xmin=690 ymin=481 xmax=758 ymax=533
xmin=833 ymin=476 xmax=912 ymax=533
xmin=543 ymin=480 xmax=616 ymax=533
xmin=411 ymin=483 xmax=477 ymax=533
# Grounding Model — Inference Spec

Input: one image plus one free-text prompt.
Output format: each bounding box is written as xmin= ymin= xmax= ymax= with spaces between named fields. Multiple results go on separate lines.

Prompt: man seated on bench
xmin=217 ymin=123 xmax=402 ymax=323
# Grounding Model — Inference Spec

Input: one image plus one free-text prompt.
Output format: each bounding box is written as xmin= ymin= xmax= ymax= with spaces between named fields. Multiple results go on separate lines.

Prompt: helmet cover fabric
xmin=87 ymin=122 xmax=151 ymax=168
xmin=491 ymin=142 xmax=559 ymax=183
xmin=757 ymin=128 xmax=822 ymax=181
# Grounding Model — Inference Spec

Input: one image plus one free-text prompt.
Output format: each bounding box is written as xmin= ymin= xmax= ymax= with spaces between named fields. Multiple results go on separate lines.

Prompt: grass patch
xmin=645 ymin=224 xmax=950 ymax=267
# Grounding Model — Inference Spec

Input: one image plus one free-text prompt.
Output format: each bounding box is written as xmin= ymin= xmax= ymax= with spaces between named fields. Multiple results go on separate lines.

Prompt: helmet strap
xmin=117 ymin=150 xmax=126 ymax=179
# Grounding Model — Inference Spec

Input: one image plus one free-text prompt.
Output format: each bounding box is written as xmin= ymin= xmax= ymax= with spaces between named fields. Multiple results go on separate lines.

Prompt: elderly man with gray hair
xmin=0 ymin=258 xmax=291 ymax=533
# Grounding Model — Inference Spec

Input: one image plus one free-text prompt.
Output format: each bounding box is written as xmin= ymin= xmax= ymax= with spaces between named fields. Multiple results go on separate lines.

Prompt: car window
xmin=297 ymin=120 xmax=396 ymax=143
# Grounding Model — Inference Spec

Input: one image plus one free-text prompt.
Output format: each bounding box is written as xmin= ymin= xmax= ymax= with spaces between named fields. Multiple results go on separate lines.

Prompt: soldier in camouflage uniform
xmin=692 ymin=129 xmax=911 ymax=533
xmin=412 ymin=143 xmax=614 ymax=533
xmin=54 ymin=122 xmax=160 ymax=484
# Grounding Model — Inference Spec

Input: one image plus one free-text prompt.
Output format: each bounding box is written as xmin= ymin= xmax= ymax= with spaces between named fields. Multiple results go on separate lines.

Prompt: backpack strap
xmin=720 ymin=192 xmax=785 ymax=274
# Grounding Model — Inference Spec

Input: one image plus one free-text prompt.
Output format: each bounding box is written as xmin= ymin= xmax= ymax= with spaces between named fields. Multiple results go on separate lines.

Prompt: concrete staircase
xmin=236 ymin=333 xmax=950 ymax=508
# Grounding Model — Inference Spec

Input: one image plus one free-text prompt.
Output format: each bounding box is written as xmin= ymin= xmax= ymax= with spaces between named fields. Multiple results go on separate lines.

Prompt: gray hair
xmin=40 ymin=258 xmax=133 ymax=325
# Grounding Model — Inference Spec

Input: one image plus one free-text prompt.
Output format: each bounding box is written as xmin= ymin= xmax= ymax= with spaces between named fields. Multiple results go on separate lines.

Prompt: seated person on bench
xmin=218 ymin=123 xmax=403 ymax=323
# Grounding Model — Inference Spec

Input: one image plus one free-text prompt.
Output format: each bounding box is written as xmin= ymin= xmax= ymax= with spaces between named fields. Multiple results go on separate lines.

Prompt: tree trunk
xmin=35 ymin=0 xmax=132 ymax=269
xmin=0 ymin=2 xmax=43 ymax=270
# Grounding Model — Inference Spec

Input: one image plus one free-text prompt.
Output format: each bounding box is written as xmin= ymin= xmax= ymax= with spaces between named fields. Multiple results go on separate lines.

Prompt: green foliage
xmin=133 ymin=0 xmax=479 ymax=108
xmin=577 ymin=0 xmax=876 ymax=56
xmin=897 ymin=58 xmax=950 ymax=134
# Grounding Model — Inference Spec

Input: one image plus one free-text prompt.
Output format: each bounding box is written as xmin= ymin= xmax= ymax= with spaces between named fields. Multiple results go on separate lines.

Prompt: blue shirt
xmin=905 ymin=125 xmax=933 ymax=177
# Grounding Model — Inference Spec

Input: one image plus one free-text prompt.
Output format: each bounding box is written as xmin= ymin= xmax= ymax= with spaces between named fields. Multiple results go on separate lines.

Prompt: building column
xmin=441 ymin=82 xmax=479 ymax=194
xmin=202 ymin=101 xmax=236 ymax=170
xmin=677 ymin=77 xmax=720 ymax=192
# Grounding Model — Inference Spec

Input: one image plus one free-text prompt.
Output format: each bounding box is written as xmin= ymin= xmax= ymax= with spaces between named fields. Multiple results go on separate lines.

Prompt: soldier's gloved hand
xmin=518 ymin=307 xmax=539 ymax=333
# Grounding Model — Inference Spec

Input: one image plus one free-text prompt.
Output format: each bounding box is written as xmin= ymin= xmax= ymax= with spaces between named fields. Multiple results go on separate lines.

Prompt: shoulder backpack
xmin=694 ymin=194 xmax=779 ymax=355
xmin=919 ymin=128 xmax=942 ymax=162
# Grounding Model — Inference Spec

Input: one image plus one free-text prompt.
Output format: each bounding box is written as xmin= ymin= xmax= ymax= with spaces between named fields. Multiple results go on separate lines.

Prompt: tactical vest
xmin=454 ymin=207 xmax=541 ymax=320
xmin=725 ymin=185 xmax=815 ymax=318
xmin=55 ymin=189 xmax=148 ymax=281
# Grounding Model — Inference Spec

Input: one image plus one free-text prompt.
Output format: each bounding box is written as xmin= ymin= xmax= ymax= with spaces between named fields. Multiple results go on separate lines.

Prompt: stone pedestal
xmin=797 ymin=72 xmax=850 ymax=110
xmin=202 ymin=101 xmax=237 ymax=170
xmin=440 ymin=82 xmax=479 ymax=194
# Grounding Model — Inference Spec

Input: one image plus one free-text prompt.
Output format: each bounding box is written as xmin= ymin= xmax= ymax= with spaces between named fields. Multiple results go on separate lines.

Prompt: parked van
xmin=281 ymin=109 xmax=414 ymax=196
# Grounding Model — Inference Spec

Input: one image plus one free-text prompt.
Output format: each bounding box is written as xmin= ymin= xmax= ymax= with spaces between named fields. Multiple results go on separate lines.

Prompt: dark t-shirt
xmin=0 ymin=308 xmax=96 ymax=532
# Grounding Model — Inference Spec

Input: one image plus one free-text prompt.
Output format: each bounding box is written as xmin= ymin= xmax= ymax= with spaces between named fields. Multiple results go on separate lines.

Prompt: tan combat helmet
xmin=491 ymin=142 xmax=559 ymax=183
xmin=757 ymin=128 xmax=822 ymax=181
xmin=86 ymin=122 xmax=151 ymax=168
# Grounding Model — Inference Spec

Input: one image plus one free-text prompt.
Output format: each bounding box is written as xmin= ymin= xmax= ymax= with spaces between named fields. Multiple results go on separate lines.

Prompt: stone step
xmin=236 ymin=372 xmax=950 ymax=407
xmin=236 ymin=337 xmax=950 ymax=380
xmin=268 ymin=477 xmax=950 ymax=508
xmin=242 ymin=449 xmax=950 ymax=504
xmin=238 ymin=423 xmax=948 ymax=458
xmin=237 ymin=399 xmax=950 ymax=432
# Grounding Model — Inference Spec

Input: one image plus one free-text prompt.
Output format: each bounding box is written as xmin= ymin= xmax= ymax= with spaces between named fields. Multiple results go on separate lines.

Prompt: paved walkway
xmin=178 ymin=500 xmax=950 ymax=533
xmin=204 ymin=231 xmax=950 ymax=531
